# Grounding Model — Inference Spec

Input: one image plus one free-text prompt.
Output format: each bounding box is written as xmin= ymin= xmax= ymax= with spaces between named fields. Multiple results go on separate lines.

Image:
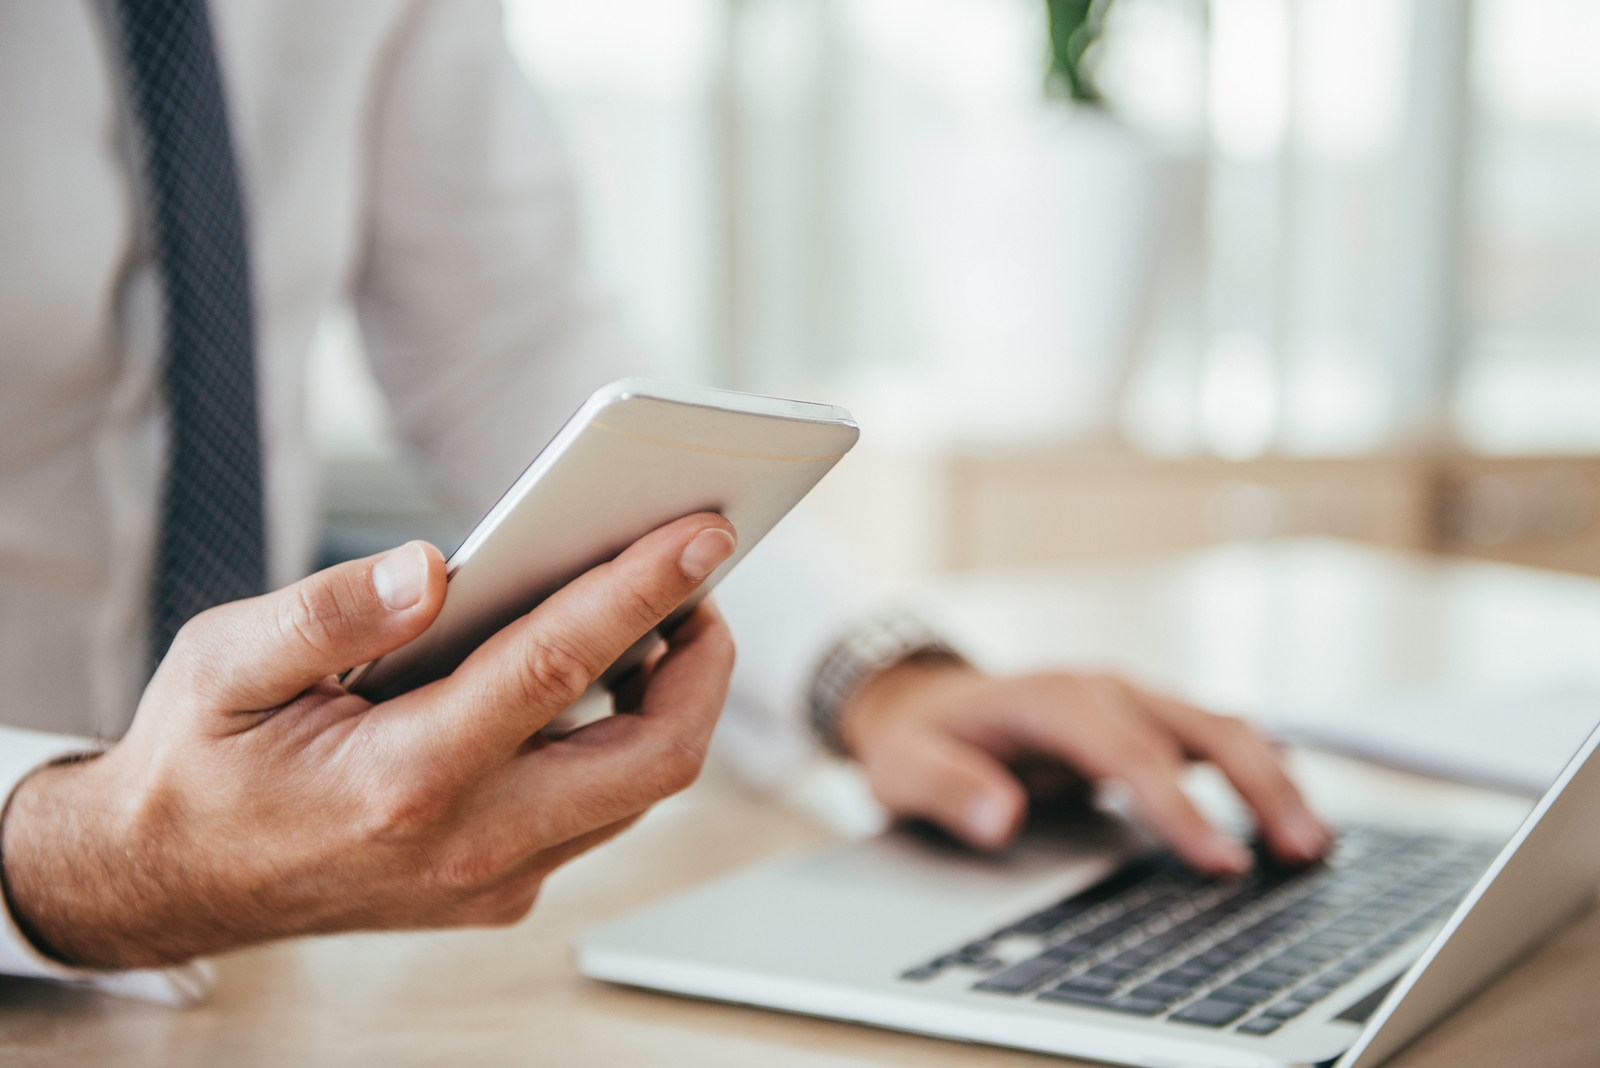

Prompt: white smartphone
xmin=342 ymin=379 xmax=859 ymax=704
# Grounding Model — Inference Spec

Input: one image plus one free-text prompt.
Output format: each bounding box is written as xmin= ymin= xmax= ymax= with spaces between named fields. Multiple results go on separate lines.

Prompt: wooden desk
xmin=5 ymin=540 xmax=1600 ymax=1067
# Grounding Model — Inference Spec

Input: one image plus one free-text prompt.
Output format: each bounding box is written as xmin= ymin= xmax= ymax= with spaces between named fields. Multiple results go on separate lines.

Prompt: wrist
xmin=808 ymin=613 xmax=966 ymax=757
xmin=838 ymin=657 xmax=976 ymax=759
xmin=0 ymin=751 xmax=177 ymax=969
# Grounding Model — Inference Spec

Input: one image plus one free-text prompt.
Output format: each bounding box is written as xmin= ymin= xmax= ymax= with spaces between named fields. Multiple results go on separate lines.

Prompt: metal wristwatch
xmin=806 ymin=612 xmax=966 ymax=756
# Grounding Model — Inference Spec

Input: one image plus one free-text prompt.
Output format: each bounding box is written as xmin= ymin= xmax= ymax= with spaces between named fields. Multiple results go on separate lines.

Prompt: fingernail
xmin=372 ymin=541 xmax=427 ymax=610
xmin=964 ymin=792 xmax=1014 ymax=847
xmin=1212 ymin=836 xmax=1254 ymax=874
xmin=679 ymin=527 xmax=736 ymax=581
xmin=1285 ymin=811 xmax=1332 ymax=858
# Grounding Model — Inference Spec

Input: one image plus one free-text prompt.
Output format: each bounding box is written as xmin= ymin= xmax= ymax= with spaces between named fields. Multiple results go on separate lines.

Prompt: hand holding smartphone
xmin=343 ymin=379 xmax=859 ymax=705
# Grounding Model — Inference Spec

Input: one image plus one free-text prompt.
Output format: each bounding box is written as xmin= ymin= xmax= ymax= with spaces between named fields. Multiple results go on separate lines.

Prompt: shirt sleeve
xmin=0 ymin=726 xmax=214 ymax=1007
xmin=709 ymin=509 xmax=885 ymax=784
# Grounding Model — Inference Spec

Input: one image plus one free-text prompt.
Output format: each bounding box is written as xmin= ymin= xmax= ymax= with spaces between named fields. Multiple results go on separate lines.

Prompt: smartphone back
xmin=345 ymin=380 xmax=859 ymax=703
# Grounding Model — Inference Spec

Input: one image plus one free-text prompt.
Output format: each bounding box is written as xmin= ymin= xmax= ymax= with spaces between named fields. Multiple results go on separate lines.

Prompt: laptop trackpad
xmin=792 ymin=812 xmax=1150 ymax=906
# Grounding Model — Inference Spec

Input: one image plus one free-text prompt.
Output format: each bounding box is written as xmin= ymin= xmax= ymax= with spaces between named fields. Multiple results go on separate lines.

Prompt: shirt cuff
xmin=0 ymin=726 xmax=215 ymax=1007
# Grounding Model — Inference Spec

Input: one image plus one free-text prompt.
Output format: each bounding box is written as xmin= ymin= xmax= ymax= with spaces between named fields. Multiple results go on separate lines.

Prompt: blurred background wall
xmin=311 ymin=0 xmax=1600 ymax=580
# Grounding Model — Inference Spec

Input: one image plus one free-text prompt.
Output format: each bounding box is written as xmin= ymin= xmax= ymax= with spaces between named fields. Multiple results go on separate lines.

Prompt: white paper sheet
xmin=1266 ymin=685 xmax=1600 ymax=796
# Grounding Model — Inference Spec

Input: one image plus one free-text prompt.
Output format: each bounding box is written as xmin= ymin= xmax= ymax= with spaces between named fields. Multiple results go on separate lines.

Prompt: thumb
xmin=158 ymin=540 xmax=447 ymax=711
xmin=865 ymin=732 xmax=1028 ymax=851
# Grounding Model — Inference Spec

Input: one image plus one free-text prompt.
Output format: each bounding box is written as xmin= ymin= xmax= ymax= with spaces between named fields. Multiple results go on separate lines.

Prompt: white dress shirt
xmin=0 ymin=0 xmax=874 ymax=1003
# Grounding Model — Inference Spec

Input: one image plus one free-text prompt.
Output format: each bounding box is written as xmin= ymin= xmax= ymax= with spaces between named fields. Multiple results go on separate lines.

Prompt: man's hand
xmin=840 ymin=661 xmax=1331 ymax=875
xmin=0 ymin=513 xmax=738 ymax=969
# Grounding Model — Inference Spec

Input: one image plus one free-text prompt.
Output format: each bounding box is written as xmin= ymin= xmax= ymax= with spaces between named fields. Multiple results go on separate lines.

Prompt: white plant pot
xmin=898 ymin=107 xmax=1160 ymax=444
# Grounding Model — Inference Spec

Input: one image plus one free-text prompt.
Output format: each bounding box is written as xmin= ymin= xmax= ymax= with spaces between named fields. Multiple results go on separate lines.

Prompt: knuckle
xmin=473 ymin=882 xmax=544 ymax=927
xmin=705 ymin=625 xmax=737 ymax=670
xmin=517 ymin=633 xmax=596 ymax=709
xmin=651 ymin=736 xmax=708 ymax=798
xmin=156 ymin=608 xmax=233 ymax=699
xmin=364 ymin=780 xmax=456 ymax=844
xmin=1209 ymin=712 xmax=1254 ymax=741
xmin=617 ymin=577 xmax=672 ymax=634
xmin=430 ymin=840 xmax=509 ymax=897
xmin=159 ymin=614 xmax=211 ymax=679
xmin=1123 ymin=730 xmax=1182 ymax=774
xmin=277 ymin=581 xmax=351 ymax=658
xmin=1244 ymin=755 xmax=1300 ymax=807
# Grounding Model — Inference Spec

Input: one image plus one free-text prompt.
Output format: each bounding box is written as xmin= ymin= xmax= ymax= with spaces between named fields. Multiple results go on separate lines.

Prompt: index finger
xmin=499 ymin=599 xmax=736 ymax=848
xmin=1130 ymin=685 xmax=1332 ymax=864
xmin=1005 ymin=677 xmax=1255 ymax=874
xmin=425 ymin=512 xmax=736 ymax=763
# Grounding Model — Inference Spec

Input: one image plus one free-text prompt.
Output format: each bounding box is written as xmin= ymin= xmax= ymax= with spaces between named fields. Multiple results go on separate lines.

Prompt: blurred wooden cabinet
xmin=1436 ymin=456 xmax=1600 ymax=576
xmin=810 ymin=445 xmax=1600 ymax=579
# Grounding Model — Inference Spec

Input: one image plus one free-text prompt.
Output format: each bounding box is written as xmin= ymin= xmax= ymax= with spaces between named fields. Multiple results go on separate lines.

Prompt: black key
xmin=1227 ymin=926 xmax=1275 ymax=948
xmin=1054 ymin=975 xmax=1121 ymax=996
xmin=1170 ymin=998 xmax=1251 ymax=1027
xmin=1081 ymin=920 xmax=1141 ymax=947
xmin=1263 ymin=1001 xmax=1309 ymax=1020
xmin=1121 ymin=941 xmax=1175 ymax=962
xmin=1196 ymin=946 xmax=1246 ymax=969
xmin=1197 ymin=897 xmax=1254 ymax=923
xmin=1075 ymin=854 xmax=1178 ymax=904
xmin=973 ymin=956 xmax=1067 ymax=994
xmin=1085 ymin=960 xmax=1144 ymax=981
xmin=1157 ymin=918 xmax=1216 ymax=945
xmin=1150 ymin=971 xmax=1210 ymax=994
xmin=1281 ymin=943 xmax=1340 ymax=964
xmin=1037 ymin=988 xmax=1167 ymax=1016
xmin=1216 ymin=929 xmax=1270 ymax=955
xmin=1101 ymin=996 xmax=1175 ymax=1017
xmin=993 ymin=858 xmax=1179 ymax=937
xmin=1254 ymin=956 xmax=1314 ymax=980
xmin=1124 ymin=982 xmax=1190 ymax=1006
xmin=1008 ymin=902 xmax=1092 ymax=937
xmin=1306 ymin=931 xmax=1365 ymax=950
xmin=1232 ymin=968 xmax=1291 ymax=993
xmin=1097 ymin=913 xmax=1143 ymax=935
xmin=1045 ymin=930 xmax=1119 ymax=959
xmin=900 ymin=965 xmax=941 ymax=981
xmin=1237 ymin=1017 xmax=1284 ymax=1036
xmin=1208 ymin=982 xmax=1271 ymax=1006
xmin=1004 ymin=911 xmax=1054 ymax=936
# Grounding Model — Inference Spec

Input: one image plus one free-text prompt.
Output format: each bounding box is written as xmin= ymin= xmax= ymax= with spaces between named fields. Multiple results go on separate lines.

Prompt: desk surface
xmin=6 ymin=540 xmax=1600 ymax=1067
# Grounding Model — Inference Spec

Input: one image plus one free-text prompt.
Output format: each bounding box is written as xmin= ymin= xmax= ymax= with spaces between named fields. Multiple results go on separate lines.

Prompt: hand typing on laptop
xmin=840 ymin=661 xmax=1333 ymax=873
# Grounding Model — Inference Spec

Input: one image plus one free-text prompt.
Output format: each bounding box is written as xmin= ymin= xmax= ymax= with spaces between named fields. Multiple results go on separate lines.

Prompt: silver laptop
xmin=576 ymin=723 xmax=1600 ymax=1067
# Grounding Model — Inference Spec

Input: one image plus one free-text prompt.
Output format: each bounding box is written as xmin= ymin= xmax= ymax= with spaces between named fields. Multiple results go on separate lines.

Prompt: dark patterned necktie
xmin=108 ymin=0 xmax=267 ymax=669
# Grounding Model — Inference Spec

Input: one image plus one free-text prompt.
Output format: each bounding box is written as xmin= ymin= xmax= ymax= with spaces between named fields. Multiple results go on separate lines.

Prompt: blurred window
xmin=305 ymin=1 xmax=1600 ymax=465
xmin=1457 ymin=0 xmax=1600 ymax=453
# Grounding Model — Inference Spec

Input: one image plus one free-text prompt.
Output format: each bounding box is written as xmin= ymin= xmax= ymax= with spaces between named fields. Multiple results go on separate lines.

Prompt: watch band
xmin=807 ymin=612 xmax=966 ymax=756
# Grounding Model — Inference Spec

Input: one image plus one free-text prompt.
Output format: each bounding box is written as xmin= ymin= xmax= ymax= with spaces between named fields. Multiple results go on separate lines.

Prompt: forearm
xmin=0 ymin=756 xmax=167 ymax=969
xmin=0 ymin=731 xmax=219 ymax=1004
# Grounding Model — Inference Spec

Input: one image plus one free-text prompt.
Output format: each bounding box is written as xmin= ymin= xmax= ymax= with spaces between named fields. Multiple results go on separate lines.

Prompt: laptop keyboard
xmin=900 ymin=827 xmax=1498 ymax=1036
